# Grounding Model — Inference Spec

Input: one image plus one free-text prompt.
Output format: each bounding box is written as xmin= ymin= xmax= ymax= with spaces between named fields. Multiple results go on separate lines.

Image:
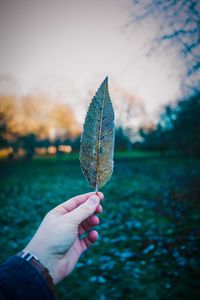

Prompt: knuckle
xmin=81 ymin=203 xmax=92 ymax=213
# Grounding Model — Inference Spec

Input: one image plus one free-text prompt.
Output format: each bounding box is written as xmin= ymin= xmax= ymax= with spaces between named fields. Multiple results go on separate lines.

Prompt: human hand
xmin=23 ymin=192 xmax=104 ymax=284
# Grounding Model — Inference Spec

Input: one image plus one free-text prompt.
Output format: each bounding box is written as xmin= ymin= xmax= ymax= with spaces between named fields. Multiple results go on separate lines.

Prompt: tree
xmin=130 ymin=0 xmax=200 ymax=88
xmin=171 ymin=91 xmax=200 ymax=156
xmin=115 ymin=127 xmax=132 ymax=151
xmin=49 ymin=103 xmax=80 ymax=141
xmin=0 ymin=115 xmax=8 ymax=147
xmin=140 ymin=91 xmax=200 ymax=157
xmin=0 ymin=94 xmax=19 ymax=145
xmin=19 ymin=133 xmax=37 ymax=160
xmin=0 ymin=91 xmax=81 ymax=158
xmin=112 ymin=85 xmax=146 ymax=146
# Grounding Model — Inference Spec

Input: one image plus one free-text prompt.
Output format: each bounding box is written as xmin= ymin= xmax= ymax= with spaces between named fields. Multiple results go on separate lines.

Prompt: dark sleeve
xmin=0 ymin=256 xmax=56 ymax=300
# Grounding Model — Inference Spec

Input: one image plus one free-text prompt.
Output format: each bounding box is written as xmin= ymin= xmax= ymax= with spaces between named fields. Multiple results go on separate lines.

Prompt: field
xmin=0 ymin=155 xmax=200 ymax=300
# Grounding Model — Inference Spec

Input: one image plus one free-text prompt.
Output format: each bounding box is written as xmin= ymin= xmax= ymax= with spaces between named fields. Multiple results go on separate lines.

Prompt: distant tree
xmin=70 ymin=135 xmax=81 ymax=152
xmin=115 ymin=127 xmax=132 ymax=151
xmin=20 ymin=94 xmax=53 ymax=138
xmin=139 ymin=125 xmax=169 ymax=154
xmin=0 ymin=95 xmax=19 ymax=145
xmin=171 ymin=91 xmax=200 ymax=156
xmin=36 ymin=138 xmax=51 ymax=148
xmin=113 ymin=85 xmax=146 ymax=145
xmin=0 ymin=112 xmax=8 ymax=147
xmin=19 ymin=133 xmax=37 ymax=160
xmin=49 ymin=103 xmax=80 ymax=140
xmin=140 ymin=91 xmax=200 ymax=157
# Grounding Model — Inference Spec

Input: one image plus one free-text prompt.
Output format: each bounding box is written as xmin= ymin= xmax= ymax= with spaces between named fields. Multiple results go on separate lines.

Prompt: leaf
xmin=80 ymin=77 xmax=115 ymax=191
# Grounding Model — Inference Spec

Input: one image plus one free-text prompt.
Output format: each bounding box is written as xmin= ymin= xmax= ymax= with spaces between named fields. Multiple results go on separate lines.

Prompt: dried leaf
xmin=80 ymin=77 xmax=115 ymax=191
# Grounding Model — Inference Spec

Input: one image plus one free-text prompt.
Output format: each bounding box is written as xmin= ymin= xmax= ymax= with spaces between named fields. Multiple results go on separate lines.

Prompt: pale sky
xmin=0 ymin=0 xmax=185 ymax=120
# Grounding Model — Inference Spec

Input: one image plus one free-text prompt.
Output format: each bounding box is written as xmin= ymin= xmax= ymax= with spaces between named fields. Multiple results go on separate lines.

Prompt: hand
xmin=23 ymin=192 xmax=104 ymax=284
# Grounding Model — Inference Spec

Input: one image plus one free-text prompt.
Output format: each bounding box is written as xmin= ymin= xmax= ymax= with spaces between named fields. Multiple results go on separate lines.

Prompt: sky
xmin=0 ymin=0 xmax=185 ymax=121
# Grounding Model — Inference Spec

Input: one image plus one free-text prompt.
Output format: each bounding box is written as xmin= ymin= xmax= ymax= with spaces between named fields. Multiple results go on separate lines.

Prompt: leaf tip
xmin=103 ymin=76 xmax=108 ymax=85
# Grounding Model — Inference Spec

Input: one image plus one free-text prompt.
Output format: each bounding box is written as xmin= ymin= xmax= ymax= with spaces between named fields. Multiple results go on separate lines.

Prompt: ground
xmin=0 ymin=154 xmax=200 ymax=300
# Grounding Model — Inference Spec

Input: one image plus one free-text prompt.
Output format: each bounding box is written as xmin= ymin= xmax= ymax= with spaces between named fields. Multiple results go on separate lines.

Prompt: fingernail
xmin=88 ymin=195 xmax=99 ymax=205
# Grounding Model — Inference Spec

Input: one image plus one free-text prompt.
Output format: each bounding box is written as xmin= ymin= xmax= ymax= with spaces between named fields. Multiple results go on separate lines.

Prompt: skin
xmin=23 ymin=192 xmax=104 ymax=284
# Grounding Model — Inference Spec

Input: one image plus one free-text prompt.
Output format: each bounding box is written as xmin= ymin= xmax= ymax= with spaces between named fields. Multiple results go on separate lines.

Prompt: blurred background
xmin=0 ymin=0 xmax=200 ymax=299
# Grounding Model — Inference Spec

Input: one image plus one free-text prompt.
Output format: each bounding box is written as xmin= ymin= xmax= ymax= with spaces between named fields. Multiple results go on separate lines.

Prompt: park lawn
xmin=0 ymin=156 xmax=200 ymax=300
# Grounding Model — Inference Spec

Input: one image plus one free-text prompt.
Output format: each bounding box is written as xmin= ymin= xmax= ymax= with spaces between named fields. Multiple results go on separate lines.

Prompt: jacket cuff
xmin=0 ymin=256 xmax=56 ymax=300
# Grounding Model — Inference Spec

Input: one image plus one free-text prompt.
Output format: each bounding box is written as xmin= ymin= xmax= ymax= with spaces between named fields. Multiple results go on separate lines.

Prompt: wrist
xmin=23 ymin=241 xmax=59 ymax=284
xmin=17 ymin=251 xmax=57 ymax=298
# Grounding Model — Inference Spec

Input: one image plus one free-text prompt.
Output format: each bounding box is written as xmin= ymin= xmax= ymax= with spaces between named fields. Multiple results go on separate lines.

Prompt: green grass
xmin=0 ymin=157 xmax=200 ymax=299
xmin=32 ymin=150 xmax=161 ymax=161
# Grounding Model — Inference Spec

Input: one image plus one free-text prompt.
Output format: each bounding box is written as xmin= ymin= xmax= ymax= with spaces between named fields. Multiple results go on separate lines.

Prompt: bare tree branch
xmin=130 ymin=0 xmax=200 ymax=88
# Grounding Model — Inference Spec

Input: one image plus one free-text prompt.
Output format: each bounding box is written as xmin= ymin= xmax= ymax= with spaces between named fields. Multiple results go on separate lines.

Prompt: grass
xmin=0 ymin=155 xmax=200 ymax=299
xmin=33 ymin=150 xmax=161 ymax=161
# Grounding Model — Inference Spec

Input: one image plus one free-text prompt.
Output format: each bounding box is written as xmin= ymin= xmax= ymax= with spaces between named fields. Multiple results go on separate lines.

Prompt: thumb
xmin=67 ymin=195 xmax=100 ymax=224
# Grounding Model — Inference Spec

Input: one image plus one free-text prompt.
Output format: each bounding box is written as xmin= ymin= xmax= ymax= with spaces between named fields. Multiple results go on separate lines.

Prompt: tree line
xmin=139 ymin=91 xmax=200 ymax=157
xmin=0 ymin=89 xmax=199 ymax=159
